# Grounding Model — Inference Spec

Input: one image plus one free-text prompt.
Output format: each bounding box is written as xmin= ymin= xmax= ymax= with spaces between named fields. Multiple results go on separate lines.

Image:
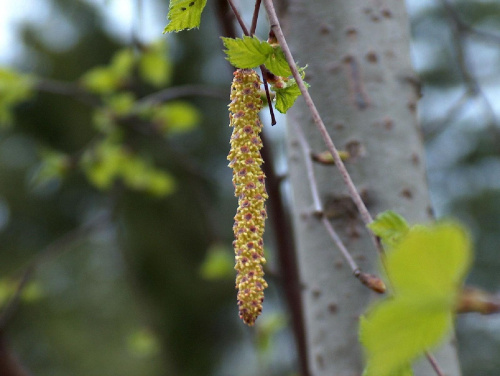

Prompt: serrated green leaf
xmin=274 ymin=81 xmax=302 ymax=114
xmin=388 ymin=222 xmax=472 ymax=300
xmin=368 ymin=210 xmax=409 ymax=247
xmin=359 ymin=222 xmax=472 ymax=376
xmin=222 ymin=36 xmax=273 ymax=69
xmin=164 ymin=0 xmax=207 ymax=32
xmin=264 ymin=47 xmax=291 ymax=77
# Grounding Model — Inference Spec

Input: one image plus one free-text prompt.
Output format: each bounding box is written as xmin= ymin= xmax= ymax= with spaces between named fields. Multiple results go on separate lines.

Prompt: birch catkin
xmin=227 ymin=69 xmax=268 ymax=326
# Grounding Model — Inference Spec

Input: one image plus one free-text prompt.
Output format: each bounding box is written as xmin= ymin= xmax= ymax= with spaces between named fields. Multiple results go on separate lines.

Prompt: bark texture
xmin=282 ymin=1 xmax=462 ymax=375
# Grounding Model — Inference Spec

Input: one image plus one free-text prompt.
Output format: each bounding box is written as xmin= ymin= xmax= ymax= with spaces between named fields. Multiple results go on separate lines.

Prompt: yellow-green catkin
xmin=227 ymin=69 xmax=268 ymax=326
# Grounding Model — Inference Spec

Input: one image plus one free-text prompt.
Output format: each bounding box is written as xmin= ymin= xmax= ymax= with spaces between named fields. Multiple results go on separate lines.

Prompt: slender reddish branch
xmin=250 ymin=0 xmax=262 ymax=35
xmin=226 ymin=0 xmax=249 ymax=36
xmin=262 ymin=0 xmax=381 ymax=252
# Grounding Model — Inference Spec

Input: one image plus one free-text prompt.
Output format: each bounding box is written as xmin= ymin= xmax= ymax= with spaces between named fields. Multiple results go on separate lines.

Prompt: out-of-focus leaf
xmin=0 ymin=69 xmax=34 ymax=127
xmin=152 ymin=101 xmax=200 ymax=134
xmin=199 ymin=244 xmax=233 ymax=280
xmin=368 ymin=210 xmax=409 ymax=248
xmin=127 ymin=328 xmax=160 ymax=358
xmin=360 ymin=222 xmax=472 ymax=376
xmin=139 ymin=42 xmax=172 ymax=87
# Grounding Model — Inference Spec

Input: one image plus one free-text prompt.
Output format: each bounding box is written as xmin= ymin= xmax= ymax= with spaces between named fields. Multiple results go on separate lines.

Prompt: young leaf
xmin=367 ymin=210 xmax=409 ymax=247
xmin=164 ymin=0 xmax=207 ymax=33
xmin=387 ymin=223 xmax=472 ymax=299
xmin=264 ymin=47 xmax=292 ymax=77
xmin=222 ymin=36 xmax=273 ymax=69
xmin=359 ymin=222 xmax=472 ymax=376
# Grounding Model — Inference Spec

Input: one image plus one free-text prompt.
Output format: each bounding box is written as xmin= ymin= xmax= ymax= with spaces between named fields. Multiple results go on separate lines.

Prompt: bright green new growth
xmin=368 ymin=210 xmax=409 ymax=248
xmin=222 ymin=36 xmax=308 ymax=114
xmin=163 ymin=0 xmax=207 ymax=33
xmin=221 ymin=36 xmax=292 ymax=77
xmin=360 ymin=220 xmax=472 ymax=376
xmin=81 ymin=138 xmax=176 ymax=197
xmin=0 ymin=68 xmax=34 ymax=127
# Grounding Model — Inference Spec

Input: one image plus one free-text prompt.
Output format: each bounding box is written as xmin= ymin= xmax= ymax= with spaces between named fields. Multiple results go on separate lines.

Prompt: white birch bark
xmin=282 ymin=1 xmax=462 ymax=375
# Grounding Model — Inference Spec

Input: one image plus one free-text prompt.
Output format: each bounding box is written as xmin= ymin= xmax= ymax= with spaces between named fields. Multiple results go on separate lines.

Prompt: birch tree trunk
xmin=282 ymin=1 xmax=462 ymax=375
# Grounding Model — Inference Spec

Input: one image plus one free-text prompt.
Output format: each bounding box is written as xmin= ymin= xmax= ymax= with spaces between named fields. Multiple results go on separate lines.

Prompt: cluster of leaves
xmin=27 ymin=41 xmax=201 ymax=196
xmin=163 ymin=1 xmax=307 ymax=114
xmin=360 ymin=211 xmax=473 ymax=376
xmin=221 ymin=36 xmax=308 ymax=113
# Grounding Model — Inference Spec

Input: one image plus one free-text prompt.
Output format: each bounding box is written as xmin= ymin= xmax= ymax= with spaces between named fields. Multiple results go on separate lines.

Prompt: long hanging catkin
xmin=227 ymin=69 xmax=268 ymax=326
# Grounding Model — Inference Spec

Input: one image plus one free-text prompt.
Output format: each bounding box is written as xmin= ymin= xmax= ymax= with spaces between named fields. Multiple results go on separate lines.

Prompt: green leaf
xmin=30 ymin=149 xmax=70 ymax=189
xmin=359 ymin=222 xmax=472 ymax=376
xmin=0 ymin=69 xmax=34 ymax=127
xmin=222 ymin=36 xmax=273 ymax=69
xmin=388 ymin=222 xmax=472 ymax=300
xmin=152 ymin=101 xmax=200 ymax=134
xmin=139 ymin=42 xmax=172 ymax=87
xmin=360 ymin=301 xmax=448 ymax=376
xmin=264 ymin=47 xmax=292 ymax=77
xmin=81 ymin=67 xmax=121 ymax=94
xmin=199 ymin=244 xmax=234 ymax=280
xmin=367 ymin=210 xmax=409 ymax=247
xmin=273 ymin=81 xmax=303 ymax=114
xmin=81 ymin=139 xmax=176 ymax=197
xmin=164 ymin=0 xmax=207 ymax=32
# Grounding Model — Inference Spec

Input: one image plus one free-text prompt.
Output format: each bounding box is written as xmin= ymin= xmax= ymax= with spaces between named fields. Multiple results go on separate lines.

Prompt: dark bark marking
xmin=365 ymin=51 xmax=378 ymax=63
xmin=400 ymin=188 xmax=413 ymax=199
xmin=381 ymin=8 xmax=393 ymax=18
xmin=312 ymin=289 xmax=322 ymax=298
xmin=343 ymin=55 xmax=370 ymax=110
xmin=407 ymin=101 xmax=417 ymax=113
xmin=411 ymin=153 xmax=420 ymax=166
xmin=319 ymin=24 xmax=331 ymax=34
xmin=327 ymin=303 xmax=338 ymax=314
xmin=383 ymin=117 xmax=394 ymax=130
xmin=316 ymin=354 xmax=325 ymax=370
xmin=345 ymin=139 xmax=366 ymax=161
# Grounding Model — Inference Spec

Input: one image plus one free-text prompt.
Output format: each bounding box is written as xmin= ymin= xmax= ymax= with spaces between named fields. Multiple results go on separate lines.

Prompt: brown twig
xmin=135 ymin=84 xmax=227 ymax=108
xmin=250 ymin=0 xmax=262 ymax=35
xmin=293 ymin=120 xmax=384 ymax=293
xmin=226 ymin=0 xmax=249 ymax=36
xmin=425 ymin=352 xmax=446 ymax=376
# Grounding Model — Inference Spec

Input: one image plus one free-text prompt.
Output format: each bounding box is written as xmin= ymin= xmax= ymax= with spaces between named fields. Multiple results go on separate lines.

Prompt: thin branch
xmin=262 ymin=0 xmax=380 ymax=252
xmin=0 ymin=214 xmax=110 ymax=330
xmin=250 ymin=0 xmax=262 ymax=35
xmin=425 ymin=352 xmax=446 ymax=376
xmin=227 ymin=0 xmax=249 ymax=36
xmin=293 ymin=115 xmax=385 ymax=293
xmin=35 ymin=79 xmax=100 ymax=107
xmin=293 ymin=122 xmax=322 ymax=214
xmin=135 ymin=84 xmax=227 ymax=108
xmin=260 ymin=66 xmax=276 ymax=125
xmin=321 ymin=217 xmax=359 ymax=274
